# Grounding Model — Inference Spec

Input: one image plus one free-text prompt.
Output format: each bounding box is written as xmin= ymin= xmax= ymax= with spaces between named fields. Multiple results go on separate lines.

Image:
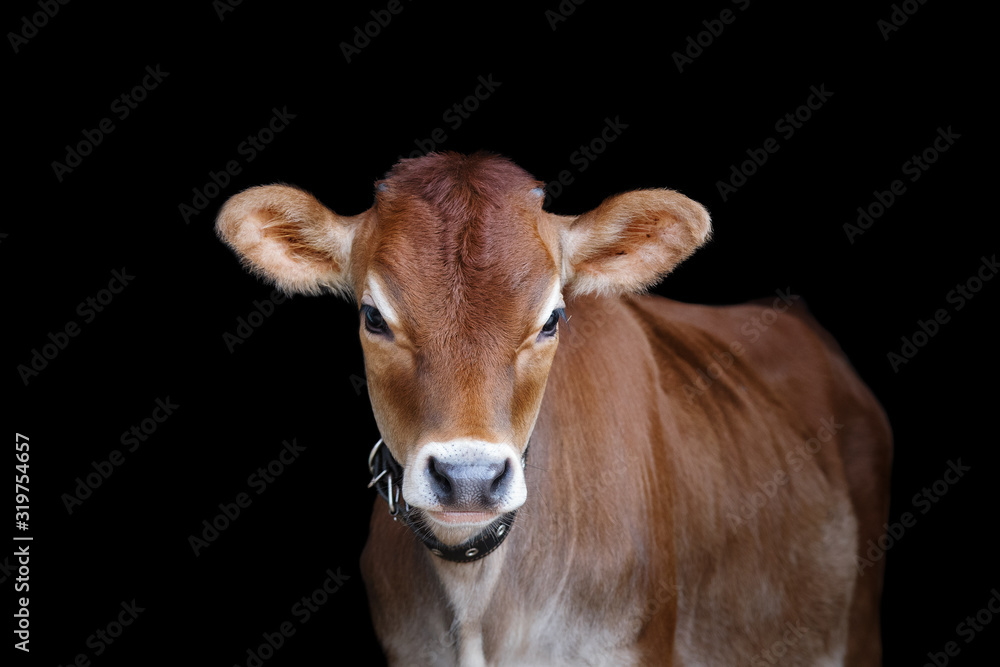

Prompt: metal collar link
xmin=366 ymin=437 xmax=519 ymax=563
xmin=368 ymin=438 xmax=407 ymax=516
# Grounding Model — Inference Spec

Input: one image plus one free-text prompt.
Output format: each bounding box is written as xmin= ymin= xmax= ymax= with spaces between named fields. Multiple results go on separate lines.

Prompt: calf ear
xmin=216 ymin=184 xmax=366 ymax=296
xmin=554 ymin=189 xmax=711 ymax=296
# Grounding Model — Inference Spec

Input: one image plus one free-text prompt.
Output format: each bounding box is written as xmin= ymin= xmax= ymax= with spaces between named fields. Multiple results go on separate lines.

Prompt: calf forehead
xmin=363 ymin=153 xmax=557 ymax=345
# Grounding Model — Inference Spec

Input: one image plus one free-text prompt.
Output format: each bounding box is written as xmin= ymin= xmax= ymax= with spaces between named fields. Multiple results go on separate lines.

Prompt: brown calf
xmin=216 ymin=151 xmax=891 ymax=666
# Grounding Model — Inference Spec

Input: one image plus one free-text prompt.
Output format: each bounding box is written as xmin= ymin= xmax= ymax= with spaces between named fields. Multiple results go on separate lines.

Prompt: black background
xmin=7 ymin=1 xmax=995 ymax=665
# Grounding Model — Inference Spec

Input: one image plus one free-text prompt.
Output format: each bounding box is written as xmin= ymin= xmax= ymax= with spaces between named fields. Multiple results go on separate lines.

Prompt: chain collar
xmin=367 ymin=438 xmax=522 ymax=563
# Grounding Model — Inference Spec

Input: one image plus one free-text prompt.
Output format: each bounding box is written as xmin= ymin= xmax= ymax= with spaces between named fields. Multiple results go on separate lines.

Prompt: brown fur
xmin=216 ymin=152 xmax=891 ymax=666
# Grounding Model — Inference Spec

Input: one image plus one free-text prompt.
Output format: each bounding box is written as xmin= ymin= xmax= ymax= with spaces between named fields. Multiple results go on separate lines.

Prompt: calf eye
xmin=539 ymin=308 xmax=565 ymax=338
xmin=361 ymin=305 xmax=390 ymax=335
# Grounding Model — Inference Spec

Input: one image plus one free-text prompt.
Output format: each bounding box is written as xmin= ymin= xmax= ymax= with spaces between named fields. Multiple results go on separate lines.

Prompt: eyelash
xmin=540 ymin=308 xmax=566 ymax=338
xmin=361 ymin=304 xmax=390 ymax=336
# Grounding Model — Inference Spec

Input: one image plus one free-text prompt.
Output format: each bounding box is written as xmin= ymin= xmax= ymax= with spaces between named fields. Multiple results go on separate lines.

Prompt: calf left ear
xmin=553 ymin=189 xmax=711 ymax=296
xmin=216 ymin=184 xmax=366 ymax=296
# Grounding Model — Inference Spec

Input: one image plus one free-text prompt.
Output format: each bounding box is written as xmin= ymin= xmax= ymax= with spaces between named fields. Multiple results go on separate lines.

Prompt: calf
xmin=216 ymin=151 xmax=891 ymax=666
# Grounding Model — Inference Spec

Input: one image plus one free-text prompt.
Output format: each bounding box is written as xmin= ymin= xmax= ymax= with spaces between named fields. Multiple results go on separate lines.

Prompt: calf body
xmin=216 ymin=152 xmax=891 ymax=666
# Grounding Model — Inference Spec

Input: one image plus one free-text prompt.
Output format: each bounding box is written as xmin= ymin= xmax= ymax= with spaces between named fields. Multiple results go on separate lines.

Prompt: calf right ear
xmin=553 ymin=188 xmax=712 ymax=297
xmin=215 ymin=185 xmax=366 ymax=296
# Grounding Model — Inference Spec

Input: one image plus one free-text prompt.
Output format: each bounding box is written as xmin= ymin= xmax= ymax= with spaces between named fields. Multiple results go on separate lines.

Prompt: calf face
xmin=216 ymin=152 xmax=710 ymax=546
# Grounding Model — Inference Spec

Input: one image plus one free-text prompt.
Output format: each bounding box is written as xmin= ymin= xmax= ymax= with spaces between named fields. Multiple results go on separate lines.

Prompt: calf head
xmin=216 ymin=152 xmax=710 ymax=547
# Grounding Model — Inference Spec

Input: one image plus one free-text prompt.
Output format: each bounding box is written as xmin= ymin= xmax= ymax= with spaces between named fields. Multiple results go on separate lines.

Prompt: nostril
xmin=428 ymin=456 xmax=452 ymax=495
xmin=490 ymin=459 xmax=510 ymax=495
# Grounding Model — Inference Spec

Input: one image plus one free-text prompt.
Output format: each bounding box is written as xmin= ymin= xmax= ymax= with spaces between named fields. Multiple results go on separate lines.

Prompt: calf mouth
xmin=425 ymin=509 xmax=500 ymax=526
